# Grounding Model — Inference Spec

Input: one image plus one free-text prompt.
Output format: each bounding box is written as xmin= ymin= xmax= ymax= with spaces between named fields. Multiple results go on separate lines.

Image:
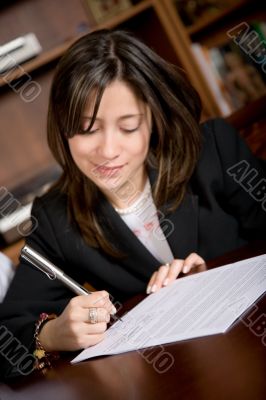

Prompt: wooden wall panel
xmin=0 ymin=0 xmax=91 ymax=192
xmin=0 ymin=0 xmax=90 ymax=50
xmin=0 ymin=68 xmax=56 ymax=191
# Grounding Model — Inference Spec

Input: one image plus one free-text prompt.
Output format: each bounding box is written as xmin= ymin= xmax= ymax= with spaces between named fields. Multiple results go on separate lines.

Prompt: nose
xmin=98 ymin=131 xmax=120 ymax=160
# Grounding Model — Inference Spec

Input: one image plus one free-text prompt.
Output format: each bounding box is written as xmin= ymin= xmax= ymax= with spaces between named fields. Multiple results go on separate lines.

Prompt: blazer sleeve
xmin=0 ymin=197 xmax=75 ymax=380
xmin=204 ymin=118 xmax=266 ymax=239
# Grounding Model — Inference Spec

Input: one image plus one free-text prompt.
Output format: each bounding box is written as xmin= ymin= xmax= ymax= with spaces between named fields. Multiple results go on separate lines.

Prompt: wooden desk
xmin=1 ymin=241 xmax=265 ymax=400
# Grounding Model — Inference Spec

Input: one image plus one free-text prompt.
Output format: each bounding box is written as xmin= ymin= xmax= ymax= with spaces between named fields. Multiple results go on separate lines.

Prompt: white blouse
xmin=114 ymin=180 xmax=174 ymax=265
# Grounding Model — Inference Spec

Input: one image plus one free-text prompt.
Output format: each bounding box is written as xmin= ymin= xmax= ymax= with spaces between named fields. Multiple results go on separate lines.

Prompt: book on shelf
xmin=174 ymin=0 xmax=225 ymax=28
xmin=83 ymin=0 xmax=132 ymax=24
xmin=191 ymin=43 xmax=233 ymax=116
xmin=192 ymin=22 xmax=266 ymax=115
xmin=251 ymin=21 xmax=266 ymax=44
xmin=0 ymin=33 xmax=42 ymax=74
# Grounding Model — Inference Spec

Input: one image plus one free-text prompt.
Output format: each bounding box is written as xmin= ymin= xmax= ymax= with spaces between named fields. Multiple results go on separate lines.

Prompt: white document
xmin=72 ymin=254 xmax=266 ymax=364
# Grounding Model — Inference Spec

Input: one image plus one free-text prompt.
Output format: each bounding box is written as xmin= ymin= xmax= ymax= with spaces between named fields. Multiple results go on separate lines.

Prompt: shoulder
xmin=31 ymin=186 xmax=68 ymax=226
xmin=199 ymin=117 xmax=255 ymax=167
xmin=200 ymin=118 xmax=240 ymax=149
xmin=195 ymin=117 xmax=265 ymax=189
xmin=26 ymin=186 xmax=73 ymax=264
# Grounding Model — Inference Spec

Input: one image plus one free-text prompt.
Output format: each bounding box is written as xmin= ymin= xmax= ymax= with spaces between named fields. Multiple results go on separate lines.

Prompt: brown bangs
xmin=63 ymin=80 xmax=104 ymax=139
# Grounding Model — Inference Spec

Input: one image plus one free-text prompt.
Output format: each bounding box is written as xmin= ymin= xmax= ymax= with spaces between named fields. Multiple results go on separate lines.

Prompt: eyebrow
xmin=82 ymin=114 xmax=144 ymax=121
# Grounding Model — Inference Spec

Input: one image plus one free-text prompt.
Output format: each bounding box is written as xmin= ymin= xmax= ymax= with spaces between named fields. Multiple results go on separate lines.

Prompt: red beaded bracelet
xmin=33 ymin=313 xmax=59 ymax=372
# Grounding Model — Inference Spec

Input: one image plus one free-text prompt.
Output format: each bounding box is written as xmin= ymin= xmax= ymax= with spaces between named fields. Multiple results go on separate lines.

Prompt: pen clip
xmin=21 ymin=253 xmax=56 ymax=280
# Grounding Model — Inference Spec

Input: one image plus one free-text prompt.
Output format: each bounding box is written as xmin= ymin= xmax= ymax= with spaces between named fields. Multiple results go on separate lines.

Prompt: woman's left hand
xmin=146 ymin=252 xmax=206 ymax=294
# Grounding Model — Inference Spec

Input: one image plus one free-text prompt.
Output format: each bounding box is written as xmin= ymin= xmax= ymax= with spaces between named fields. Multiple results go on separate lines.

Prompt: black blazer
xmin=1 ymin=118 xmax=265 ymax=379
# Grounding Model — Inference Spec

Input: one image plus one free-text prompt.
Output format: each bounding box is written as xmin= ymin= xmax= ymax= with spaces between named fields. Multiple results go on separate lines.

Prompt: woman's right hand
xmin=38 ymin=291 xmax=116 ymax=352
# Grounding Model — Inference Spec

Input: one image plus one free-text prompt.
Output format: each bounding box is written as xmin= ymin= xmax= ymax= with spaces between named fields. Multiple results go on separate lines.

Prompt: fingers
xmin=70 ymin=290 xmax=116 ymax=314
xmin=182 ymin=253 xmax=206 ymax=274
xmin=165 ymin=259 xmax=185 ymax=283
xmin=72 ymin=320 xmax=108 ymax=335
xmin=71 ymin=330 xmax=106 ymax=350
xmin=80 ymin=333 xmax=106 ymax=348
xmin=44 ymin=291 xmax=115 ymax=352
xmin=66 ymin=291 xmax=115 ymax=327
xmin=146 ymin=265 xmax=168 ymax=294
xmin=84 ymin=322 xmax=108 ymax=334
xmin=146 ymin=260 xmax=184 ymax=294
xmin=146 ymin=253 xmax=206 ymax=294
xmin=86 ymin=307 xmax=111 ymax=324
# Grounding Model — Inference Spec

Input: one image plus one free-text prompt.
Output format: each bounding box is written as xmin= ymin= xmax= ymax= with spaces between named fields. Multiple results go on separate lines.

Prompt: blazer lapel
xmin=101 ymin=199 xmax=160 ymax=280
xmin=149 ymin=167 xmax=199 ymax=259
xmin=159 ymin=192 xmax=199 ymax=259
xmin=100 ymin=174 xmax=199 ymax=280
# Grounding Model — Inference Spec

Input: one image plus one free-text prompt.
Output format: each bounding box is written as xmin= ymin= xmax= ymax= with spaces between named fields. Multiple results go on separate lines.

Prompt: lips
xmin=92 ymin=164 xmax=124 ymax=178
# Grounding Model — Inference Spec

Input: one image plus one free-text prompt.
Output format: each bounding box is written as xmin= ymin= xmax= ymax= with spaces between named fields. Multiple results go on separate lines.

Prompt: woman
xmin=0 ymin=29 xmax=265 ymax=379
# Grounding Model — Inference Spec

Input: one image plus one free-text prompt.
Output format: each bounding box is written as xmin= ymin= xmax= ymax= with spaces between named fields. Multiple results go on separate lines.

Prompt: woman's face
xmin=68 ymin=80 xmax=152 ymax=207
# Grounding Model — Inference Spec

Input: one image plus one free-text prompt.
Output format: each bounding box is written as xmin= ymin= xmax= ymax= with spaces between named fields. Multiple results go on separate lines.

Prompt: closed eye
xmin=121 ymin=127 xmax=138 ymax=133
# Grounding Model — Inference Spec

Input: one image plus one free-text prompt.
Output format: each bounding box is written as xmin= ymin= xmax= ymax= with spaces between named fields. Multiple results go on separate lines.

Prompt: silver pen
xmin=21 ymin=244 xmax=90 ymax=295
xmin=20 ymin=245 xmax=122 ymax=321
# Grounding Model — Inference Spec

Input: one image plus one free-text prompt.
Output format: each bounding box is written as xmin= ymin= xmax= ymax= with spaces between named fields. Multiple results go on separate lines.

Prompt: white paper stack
xmin=72 ymin=254 xmax=266 ymax=364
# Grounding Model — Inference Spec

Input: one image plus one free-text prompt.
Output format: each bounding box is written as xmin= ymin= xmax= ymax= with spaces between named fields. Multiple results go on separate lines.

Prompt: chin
xmin=94 ymin=176 xmax=125 ymax=192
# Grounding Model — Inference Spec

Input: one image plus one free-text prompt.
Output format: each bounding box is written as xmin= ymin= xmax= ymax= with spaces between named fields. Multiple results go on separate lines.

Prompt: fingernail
xmin=146 ymin=286 xmax=151 ymax=294
xmin=151 ymin=284 xmax=157 ymax=293
xmin=183 ymin=265 xmax=189 ymax=273
xmin=111 ymin=305 xmax=117 ymax=315
xmin=163 ymin=278 xmax=169 ymax=286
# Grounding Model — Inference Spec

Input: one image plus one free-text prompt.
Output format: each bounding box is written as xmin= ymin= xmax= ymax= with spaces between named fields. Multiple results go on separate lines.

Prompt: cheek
xmin=68 ymin=137 xmax=92 ymax=161
xmin=129 ymin=133 xmax=150 ymax=158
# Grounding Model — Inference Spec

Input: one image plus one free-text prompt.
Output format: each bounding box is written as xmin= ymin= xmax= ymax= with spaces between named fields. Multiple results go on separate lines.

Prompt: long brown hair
xmin=47 ymin=29 xmax=202 ymax=257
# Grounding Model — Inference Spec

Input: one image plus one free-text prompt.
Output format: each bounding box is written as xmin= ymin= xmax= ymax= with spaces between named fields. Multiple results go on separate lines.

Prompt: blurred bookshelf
xmin=163 ymin=0 xmax=266 ymax=116
xmin=0 ymin=0 xmax=265 ymax=248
